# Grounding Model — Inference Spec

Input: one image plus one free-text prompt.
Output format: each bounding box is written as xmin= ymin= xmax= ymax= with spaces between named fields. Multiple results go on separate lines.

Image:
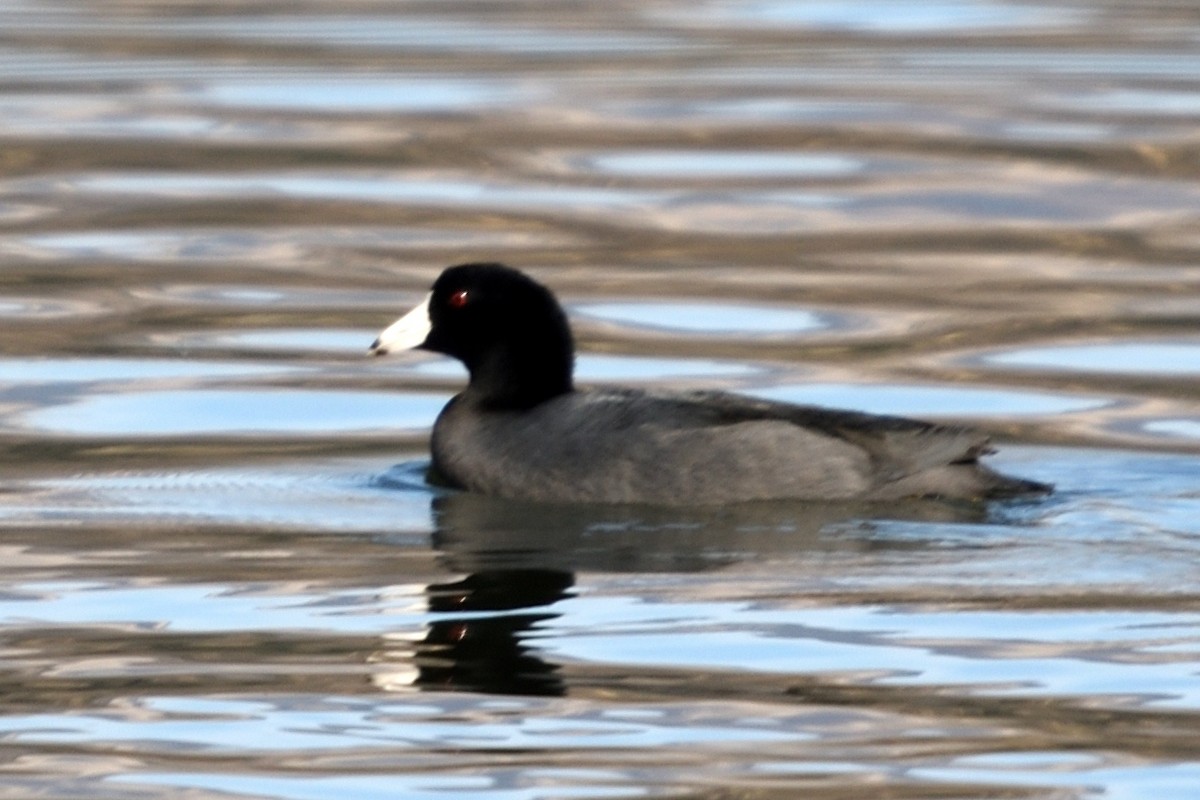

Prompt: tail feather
xmin=977 ymin=465 xmax=1053 ymax=499
xmin=870 ymin=462 xmax=1052 ymax=502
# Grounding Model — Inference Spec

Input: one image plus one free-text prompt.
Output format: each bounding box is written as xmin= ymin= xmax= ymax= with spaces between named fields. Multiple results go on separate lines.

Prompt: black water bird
xmin=370 ymin=262 xmax=1050 ymax=505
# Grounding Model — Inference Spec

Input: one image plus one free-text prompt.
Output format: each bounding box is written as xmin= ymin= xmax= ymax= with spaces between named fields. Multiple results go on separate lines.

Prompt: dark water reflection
xmin=2 ymin=1 xmax=1200 ymax=798
xmin=417 ymin=492 xmax=1001 ymax=698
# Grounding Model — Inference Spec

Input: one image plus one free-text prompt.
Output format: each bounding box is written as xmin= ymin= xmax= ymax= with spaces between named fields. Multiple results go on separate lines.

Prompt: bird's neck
xmin=466 ymin=344 xmax=574 ymax=410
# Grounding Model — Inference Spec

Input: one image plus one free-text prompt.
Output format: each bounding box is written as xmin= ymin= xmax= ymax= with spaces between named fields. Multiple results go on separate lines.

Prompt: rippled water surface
xmin=2 ymin=2 xmax=1199 ymax=798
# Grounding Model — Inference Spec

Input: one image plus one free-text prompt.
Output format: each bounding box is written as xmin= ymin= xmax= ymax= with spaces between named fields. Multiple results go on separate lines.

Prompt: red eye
xmin=448 ymin=289 xmax=469 ymax=309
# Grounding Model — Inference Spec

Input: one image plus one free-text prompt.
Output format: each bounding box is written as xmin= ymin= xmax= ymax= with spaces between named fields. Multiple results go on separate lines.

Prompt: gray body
xmin=373 ymin=263 xmax=1048 ymax=506
xmin=431 ymin=386 xmax=1040 ymax=505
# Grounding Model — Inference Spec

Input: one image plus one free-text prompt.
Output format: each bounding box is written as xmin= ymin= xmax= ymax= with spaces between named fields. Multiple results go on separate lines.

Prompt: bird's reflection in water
xmin=402 ymin=488 xmax=993 ymax=696
xmin=418 ymin=569 xmax=574 ymax=696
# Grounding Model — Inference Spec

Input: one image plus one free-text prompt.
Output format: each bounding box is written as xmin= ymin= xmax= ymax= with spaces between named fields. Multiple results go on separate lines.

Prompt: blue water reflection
xmin=202 ymin=79 xmax=532 ymax=113
xmin=175 ymin=15 xmax=674 ymax=55
xmin=982 ymin=341 xmax=1200 ymax=376
xmin=406 ymin=353 xmax=760 ymax=382
xmin=678 ymin=0 xmax=1076 ymax=32
xmin=0 ymin=581 xmax=423 ymax=633
xmin=0 ymin=358 xmax=292 ymax=384
xmin=0 ymin=693 xmax=801 ymax=751
xmin=915 ymin=759 xmax=1200 ymax=800
xmin=183 ymin=329 xmax=372 ymax=354
xmin=18 ymin=226 xmax=568 ymax=261
xmin=576 ymin=301 xmax=832 ymax=335
xmin=24 ymin=389 xmax=445 ymax=436
xmin=578 ymin=150 xmax=863 ymax=179
xmin=120 ymin=773 xmax=599 ymax=800
xmin=547 ymin=599 xmax=1200 ymax=708
xmin=0 ymin=458 xmax=434 ymax=533
xmin=1142 ymin=419 xmax=1200 ymax=440
xmin=908 ymin=50 xmax=1200 ymax=79
xmin=1052 ymin=88 xmax=1200 ymax=115
xmin=71 ymin=172 xmax=668 ymax=210
xmin=60 ymin=173 xmax=846 ymax=230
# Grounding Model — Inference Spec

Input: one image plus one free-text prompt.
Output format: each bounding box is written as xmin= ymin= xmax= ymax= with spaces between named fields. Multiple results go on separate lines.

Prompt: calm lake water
xmin=2 ymin=1 xmax=1199 ymax=798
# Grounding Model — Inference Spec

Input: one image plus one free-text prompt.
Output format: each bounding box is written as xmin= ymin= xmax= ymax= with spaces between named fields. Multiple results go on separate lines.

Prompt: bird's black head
xmin=372 ymin=262 xmax=575 ymax=410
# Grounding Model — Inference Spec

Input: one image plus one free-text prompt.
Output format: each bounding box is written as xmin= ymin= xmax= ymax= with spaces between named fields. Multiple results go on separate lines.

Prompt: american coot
xmin=370 ymin=263 xmax=1051 ymax=505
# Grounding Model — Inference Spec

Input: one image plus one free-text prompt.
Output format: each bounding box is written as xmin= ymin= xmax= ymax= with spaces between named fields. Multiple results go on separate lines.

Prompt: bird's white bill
xmin=370 ymin=293 xmax=432 ymax=355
